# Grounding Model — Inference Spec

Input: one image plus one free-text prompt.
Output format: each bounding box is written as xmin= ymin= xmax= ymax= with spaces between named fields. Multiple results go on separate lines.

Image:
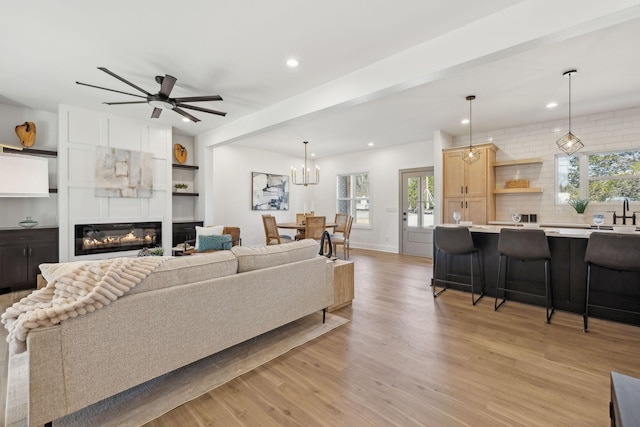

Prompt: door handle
xmin=23 ymin=247 xmax=27 ymax=257
xmin=460 ymin=186 xmax=463 ymax=194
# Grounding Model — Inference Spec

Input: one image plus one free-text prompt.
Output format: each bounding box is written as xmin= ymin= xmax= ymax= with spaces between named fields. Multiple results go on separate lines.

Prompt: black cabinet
xmin=172 ymin=221 xmax=203 ymax=246
xmin=0 ymin=228 xmax=59 ymax=293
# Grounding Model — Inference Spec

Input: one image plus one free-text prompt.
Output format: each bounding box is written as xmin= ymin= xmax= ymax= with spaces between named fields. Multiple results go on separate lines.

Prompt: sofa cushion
xmin=128 ymin=250 xmax=238 ymax=295
xmin=231 ymin=239 xmax=320 ymax=273
xmin=199 ymin=234 xmax=232 ymax=251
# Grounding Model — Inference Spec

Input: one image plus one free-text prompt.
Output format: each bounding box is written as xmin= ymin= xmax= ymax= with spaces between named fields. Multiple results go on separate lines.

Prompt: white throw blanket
xmin=1 ymin=256 xmax=167 ymax=344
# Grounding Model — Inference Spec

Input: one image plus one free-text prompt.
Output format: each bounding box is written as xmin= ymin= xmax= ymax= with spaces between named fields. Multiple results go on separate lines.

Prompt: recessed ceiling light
xmin=552 ymin=127 xmax=562 ymax=133
xmin=182 ymin=117 xmax=191 ymax=122
xmin=311 ymin=152 xmax=316 ymax=157
xmin=461 ymin=118 xmax=469 ymax=125
xmin=368 ymin=142 xmax=374 ymax=147
xmin=546 ymin=102 xmax=558 ymax=109
xmin=286 ymin=58 xmax=299 ymax=68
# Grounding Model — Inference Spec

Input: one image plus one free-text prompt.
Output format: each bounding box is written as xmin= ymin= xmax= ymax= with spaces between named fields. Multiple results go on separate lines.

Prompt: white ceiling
xmin=2 ymin=1 xmax=640 ymax=158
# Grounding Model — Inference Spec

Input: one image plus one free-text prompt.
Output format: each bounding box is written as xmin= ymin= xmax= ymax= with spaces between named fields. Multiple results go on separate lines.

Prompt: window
xmin=556 ymin=149 xmax=640 ymax=203
xmin=337 ymin=172 xmax=370 ymax=227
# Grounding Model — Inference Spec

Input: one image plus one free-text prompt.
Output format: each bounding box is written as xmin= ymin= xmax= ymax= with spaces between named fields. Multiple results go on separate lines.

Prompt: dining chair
xmin=334 ymin=213 xmax=349 ymax=233
xmin=295 ymin=213 xmax=306 ymax=224
xmin=332 ymin=215 xmax=353 ymax=259
xmin=296 ymin=216 xmax=326 ymax=241
xmin=262 ymin=215 xmax=293 ymax=245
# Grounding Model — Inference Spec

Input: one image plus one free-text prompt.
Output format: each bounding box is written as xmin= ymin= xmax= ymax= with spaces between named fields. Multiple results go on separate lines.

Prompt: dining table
xmin=277 ymin=222 xmax=338 ymax=231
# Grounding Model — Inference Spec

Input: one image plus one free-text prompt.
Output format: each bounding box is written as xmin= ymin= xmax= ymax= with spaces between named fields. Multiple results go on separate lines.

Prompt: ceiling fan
xmin=76 ymin=67 xmax=226 ymax=122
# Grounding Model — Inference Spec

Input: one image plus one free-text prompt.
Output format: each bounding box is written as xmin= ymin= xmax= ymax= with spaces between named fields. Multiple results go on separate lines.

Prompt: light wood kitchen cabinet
xmin=442 ymin=143 xmax=496 ymax=224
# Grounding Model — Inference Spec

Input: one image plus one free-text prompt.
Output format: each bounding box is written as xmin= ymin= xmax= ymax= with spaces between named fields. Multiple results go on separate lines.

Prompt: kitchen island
xmin=433 ymin=225 xmax=640 ymax=326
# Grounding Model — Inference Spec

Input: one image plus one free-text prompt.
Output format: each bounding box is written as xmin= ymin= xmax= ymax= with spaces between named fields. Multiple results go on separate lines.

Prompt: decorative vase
xmin=576 ymin=213 xmax=585 ymax=223
xmin=19 ymin=216 xmax=38 ymax=228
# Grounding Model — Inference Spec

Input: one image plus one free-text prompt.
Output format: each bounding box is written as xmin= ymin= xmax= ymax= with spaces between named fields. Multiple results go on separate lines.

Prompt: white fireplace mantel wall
xmin=58 ymin=105 xmax=172 ymax=262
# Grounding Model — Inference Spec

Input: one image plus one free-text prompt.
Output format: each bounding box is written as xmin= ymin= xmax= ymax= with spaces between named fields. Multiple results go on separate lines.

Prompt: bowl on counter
xmin=612 ymin=225 xmax=636 ymax=233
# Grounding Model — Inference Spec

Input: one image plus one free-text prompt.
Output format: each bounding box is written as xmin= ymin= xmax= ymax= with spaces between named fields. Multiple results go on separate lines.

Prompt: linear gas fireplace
xmin=75 ymin=222 xmax=162 ymax=256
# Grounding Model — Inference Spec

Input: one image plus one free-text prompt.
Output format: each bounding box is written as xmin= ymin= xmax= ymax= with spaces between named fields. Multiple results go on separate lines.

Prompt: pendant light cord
xmin=568 ymin=72 xmax=572 ymax=133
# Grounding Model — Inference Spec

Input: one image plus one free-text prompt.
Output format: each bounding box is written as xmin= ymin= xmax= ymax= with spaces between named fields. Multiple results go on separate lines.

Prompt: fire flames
xmin=83 ymin=231 xmax=154 ymax=249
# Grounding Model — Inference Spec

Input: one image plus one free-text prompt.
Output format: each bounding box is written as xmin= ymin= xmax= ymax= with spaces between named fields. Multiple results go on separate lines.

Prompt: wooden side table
xmin=328 ymin=259 xmax=354 ymax=312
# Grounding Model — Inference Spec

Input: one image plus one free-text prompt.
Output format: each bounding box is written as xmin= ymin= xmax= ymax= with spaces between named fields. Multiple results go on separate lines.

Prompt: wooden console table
xmin=328 ymin=259 xmax=354 ymax=312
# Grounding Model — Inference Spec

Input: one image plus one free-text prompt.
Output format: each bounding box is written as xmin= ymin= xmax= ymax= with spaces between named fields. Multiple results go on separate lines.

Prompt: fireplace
xmin=75 ymin=222 xmax=162 ymax=256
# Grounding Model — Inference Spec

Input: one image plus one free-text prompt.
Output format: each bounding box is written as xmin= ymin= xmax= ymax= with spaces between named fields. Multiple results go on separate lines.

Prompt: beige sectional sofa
xmin=5 ymin=239 xmax=334 ymax=427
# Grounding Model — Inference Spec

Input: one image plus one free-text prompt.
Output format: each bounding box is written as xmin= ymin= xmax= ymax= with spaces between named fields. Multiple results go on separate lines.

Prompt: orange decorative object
xmin=15 ymin=121 xmax=36 ymax=147
xmin=174 ymin=143 xmax=187 ymax=164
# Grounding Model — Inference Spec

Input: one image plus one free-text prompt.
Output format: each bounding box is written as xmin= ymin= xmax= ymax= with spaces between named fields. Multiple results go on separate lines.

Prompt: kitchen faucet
xmin=612 ymin=197 xmax=636 ymax=225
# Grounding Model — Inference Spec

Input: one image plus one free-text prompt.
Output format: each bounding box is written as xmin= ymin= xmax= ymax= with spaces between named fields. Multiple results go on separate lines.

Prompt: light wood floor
xmin=3 ymin=249 xmax=640 ymax=426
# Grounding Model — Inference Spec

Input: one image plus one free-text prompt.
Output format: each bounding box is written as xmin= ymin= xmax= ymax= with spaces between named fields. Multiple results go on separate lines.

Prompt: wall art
xmin=252 ymin=172 xmax=289 ymax=210
xmin=95 ymin=147 xmax=153 ymax=198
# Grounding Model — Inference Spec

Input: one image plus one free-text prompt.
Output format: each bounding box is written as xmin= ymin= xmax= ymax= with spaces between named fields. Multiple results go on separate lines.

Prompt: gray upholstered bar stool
xmin=584 ymin=232 xmax=640 ymax=332
xmin=494 ymin=228 xmax=554 ymax=323
xmin=433 ymin=226 xmax=484 ymax=305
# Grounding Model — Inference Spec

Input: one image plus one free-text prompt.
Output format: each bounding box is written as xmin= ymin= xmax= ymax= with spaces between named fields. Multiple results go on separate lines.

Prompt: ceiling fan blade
xmin=97 ymin=67 xmax=151 ymax=96
xmin=173 ymin=95 xmax=223 ymax=103
xmin=176 ymin=103 xmax=227 ymax=117
xmin=103 ymin=101 xmax=148 ymax=105
xmin=151 ymin=108 xmax=162 ymax=119
xmin=173 ymin=107 xmax=200 ymax=123
xmin=159 ymin=75 xmax=177 ymax=97
xmin=76 ymin=81 xmax=147 ymax=99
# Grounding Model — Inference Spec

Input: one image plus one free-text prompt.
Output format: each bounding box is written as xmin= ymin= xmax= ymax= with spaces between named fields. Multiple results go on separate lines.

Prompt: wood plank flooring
xmin=3 ymin=249 xmax=640 ymax=426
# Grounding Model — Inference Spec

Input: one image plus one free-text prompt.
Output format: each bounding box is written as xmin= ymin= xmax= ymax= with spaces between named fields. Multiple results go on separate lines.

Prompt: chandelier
xmin=291 ymin=141 xmax=319 ymax=186
xmin=556 ymin=69 xmax=584 ymax=155
xmin=462 ymin=95 xmax=481 ymax=165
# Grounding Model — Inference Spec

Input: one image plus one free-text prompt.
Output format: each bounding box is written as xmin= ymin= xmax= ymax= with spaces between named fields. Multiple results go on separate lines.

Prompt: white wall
xmin=206 ymin=140 xmax=433 ymax=250
xmin=450 ymin=106 xmax=640 ymax=225
xmin=0 ymin=103 xmax=58 ymax=228
xmin=317 ymin=141 xmax=433 ymax=252
xmin=58 ymin=105 xmax=173 ymax=261
xmin=208 ymin=144 xmax=313 ymax=246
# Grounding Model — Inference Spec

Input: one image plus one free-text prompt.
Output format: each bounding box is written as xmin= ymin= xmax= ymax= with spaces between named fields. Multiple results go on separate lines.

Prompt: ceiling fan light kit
xmin=76 ymin=67 xmax=226 ymax=123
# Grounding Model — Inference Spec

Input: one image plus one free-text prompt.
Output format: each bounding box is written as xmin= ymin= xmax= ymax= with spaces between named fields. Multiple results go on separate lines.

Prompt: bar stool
xmin=584 ymin=232 xmax=640 ymax=332
xmin=433 ymin=226 xmax=484 ymax=305
xmin=495 ymin=228 xmax=554 ymax=323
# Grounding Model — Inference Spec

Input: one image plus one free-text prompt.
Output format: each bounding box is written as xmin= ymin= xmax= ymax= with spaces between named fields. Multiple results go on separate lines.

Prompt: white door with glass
xmin=400 ymin=168 xmax=434 ymax=257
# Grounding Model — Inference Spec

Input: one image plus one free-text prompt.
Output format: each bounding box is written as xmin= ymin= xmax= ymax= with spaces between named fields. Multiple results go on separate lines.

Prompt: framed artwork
xmin=95 ymin=147 xmax=153 ymax=198
xmin=252 ymin=172 xmax=289 ymax=210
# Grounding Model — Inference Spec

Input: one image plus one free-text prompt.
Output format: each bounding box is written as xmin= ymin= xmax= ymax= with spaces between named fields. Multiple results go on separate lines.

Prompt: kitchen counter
xmin=433 ymin=226 xmax=640 ymax=326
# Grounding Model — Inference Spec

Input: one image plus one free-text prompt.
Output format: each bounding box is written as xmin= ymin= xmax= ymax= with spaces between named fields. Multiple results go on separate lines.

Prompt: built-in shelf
xmin=173 ymin=192 xmax=199 ymax=197
xmin=493 ymin=187 xmax=543 ymax=194
xmin=4 ymin=147 xmax=58 ymax=157
xmin=492 ymin=157 xmax=543 ymax=167
xmin=172 ymin=164 xmax=198 ymax=171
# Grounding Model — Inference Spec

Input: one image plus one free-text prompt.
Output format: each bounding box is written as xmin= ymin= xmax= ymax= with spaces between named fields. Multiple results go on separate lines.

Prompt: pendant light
xmin=556 ymin=69 xmax=584 ymax=155
xmin=462 ymin=95 xmax=481 ymax=165
xmin=291 ymin=141 xmax=319 ymax=186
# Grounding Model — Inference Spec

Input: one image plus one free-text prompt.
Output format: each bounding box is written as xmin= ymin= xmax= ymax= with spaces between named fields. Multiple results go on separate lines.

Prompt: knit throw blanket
xmin=1 ymin=256 xmax=167 ymax=345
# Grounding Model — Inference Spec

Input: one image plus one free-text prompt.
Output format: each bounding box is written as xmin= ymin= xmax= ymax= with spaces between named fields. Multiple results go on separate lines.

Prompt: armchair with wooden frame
xmin=262 ymin=214 xmax=293 ymax=245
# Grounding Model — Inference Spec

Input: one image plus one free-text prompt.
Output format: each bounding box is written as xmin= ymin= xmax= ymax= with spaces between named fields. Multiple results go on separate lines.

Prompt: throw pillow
xmin=194 ymin=225 xmax=224 ymax=250
xmin=198 ymin=234 xmax=232 ymax=251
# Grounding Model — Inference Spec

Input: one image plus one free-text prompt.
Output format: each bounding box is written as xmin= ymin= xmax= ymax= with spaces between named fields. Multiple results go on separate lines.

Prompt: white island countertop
xmin=439 ymin=224 xmax=638 ymax=239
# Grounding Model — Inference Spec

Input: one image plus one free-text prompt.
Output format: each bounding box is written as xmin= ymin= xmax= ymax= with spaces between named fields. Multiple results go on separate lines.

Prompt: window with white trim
xmin=336 ymin=172 xmax=370 ymax=227
xmin=556 ymin=149 xmax=640 ymax=203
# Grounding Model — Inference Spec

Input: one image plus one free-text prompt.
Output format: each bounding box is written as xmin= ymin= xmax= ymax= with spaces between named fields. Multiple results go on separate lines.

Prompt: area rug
xmin=6 ymin=311 xmax=348 ymax=427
